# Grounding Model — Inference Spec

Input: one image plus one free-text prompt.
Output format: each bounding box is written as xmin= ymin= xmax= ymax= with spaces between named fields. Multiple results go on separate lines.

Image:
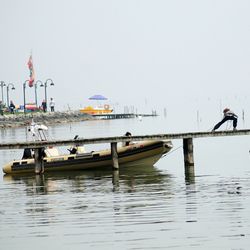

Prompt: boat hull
xmin=2 ymin=140 xmax=172 ymax=174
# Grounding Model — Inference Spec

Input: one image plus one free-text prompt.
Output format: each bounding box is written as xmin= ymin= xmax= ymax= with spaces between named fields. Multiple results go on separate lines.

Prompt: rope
xmin=161 ymin=145 xmax=182 ymax=158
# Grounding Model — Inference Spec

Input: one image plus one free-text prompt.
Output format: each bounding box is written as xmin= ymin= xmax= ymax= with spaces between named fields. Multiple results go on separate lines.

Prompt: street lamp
xmin=23 ymin=80 xmax=29 ymax=114
xmin=40 ymin=78 xmax=54 ymax=112
xmin=35 ymin=80 xmax=43 ymax=107
xmin=6 ymin=83 xmax=15 ymax=108
xmin=0 ymin=81 xmax=6 ymax=103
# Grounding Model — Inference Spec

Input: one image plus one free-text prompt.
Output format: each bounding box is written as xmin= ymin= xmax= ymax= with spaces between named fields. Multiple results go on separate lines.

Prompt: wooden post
xmin=183 ymin=138 xmax=195 ymax=178
xmin=111 ymin=142 xmax=119 ymax=170
xmin=34 ymin=148 xmax=45 ymax=174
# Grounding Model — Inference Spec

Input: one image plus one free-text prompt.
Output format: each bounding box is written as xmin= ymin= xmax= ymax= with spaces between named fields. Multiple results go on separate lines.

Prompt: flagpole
xmin=45 ymin=81 xmax=47 ymax=111
xmin=23 ymin=80 xmax=29 ymax=114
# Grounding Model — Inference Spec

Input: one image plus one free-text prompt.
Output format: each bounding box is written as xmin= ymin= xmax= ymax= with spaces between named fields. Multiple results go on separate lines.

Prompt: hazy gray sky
xmin=0 ymin=0 xmax=250 ymax=113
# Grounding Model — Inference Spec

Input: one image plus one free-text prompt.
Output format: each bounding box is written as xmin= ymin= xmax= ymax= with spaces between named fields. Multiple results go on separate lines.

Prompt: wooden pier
xmin=92 ymin=113 xmax=157 ymax=119
xmin=0 ymin=129 xmax=250 ymax=176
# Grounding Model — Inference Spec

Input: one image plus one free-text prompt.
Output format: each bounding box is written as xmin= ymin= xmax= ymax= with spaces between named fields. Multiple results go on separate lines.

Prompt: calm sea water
xmin=1 ymin=116 xmax=250 ymax=250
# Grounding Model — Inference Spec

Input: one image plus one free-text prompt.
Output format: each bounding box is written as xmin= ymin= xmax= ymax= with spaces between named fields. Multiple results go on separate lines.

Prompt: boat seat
xmin=76 ymin=146 xmax=85 ymax=154
xmin=45 ymin=147 xmax=60 ymax=157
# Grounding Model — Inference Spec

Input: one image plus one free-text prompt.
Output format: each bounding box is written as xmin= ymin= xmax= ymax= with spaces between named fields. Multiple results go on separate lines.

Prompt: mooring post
xmin=34 ymin=148 xmax=45 ymax=174
xmin=111 ymin=142 xmax=119 ymax=170
xmin=183 ymin=138 xmax=195 ymax=177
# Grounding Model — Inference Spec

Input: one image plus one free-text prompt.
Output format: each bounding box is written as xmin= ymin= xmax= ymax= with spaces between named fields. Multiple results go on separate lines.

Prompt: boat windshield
xmin=28 ymin=121 xmax=48 ymax=141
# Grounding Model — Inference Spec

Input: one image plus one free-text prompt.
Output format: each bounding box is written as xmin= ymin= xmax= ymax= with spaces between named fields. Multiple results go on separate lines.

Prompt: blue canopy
xmin=89 ymin=95 xmax=107 ymax=100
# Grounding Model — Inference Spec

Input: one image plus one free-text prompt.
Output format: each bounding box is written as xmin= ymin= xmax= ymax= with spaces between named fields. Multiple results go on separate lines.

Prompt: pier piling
xmin=183 ymin=138 xmax=195 ymax=177
xmin=34 ymin=148 xmax=45 ymax=174
xmin=111 ymin=142 xmax=119 ymax=169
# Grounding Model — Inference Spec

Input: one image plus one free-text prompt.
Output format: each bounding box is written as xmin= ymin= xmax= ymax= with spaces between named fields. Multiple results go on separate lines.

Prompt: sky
xmin=0 ymin=0 xmax=250 ymax=119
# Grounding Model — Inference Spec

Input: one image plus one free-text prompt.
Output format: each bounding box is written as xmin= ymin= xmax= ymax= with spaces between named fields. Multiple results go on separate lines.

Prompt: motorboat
xmin=3 ymin=140 xmax=172 ymax=174
xmin=2 ymin=122 xmax=173 ymax=175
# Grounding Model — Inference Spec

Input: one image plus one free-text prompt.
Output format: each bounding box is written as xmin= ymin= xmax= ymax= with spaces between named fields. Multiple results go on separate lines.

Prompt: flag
xmin=27 ymin=55 xmax=35 ymax=87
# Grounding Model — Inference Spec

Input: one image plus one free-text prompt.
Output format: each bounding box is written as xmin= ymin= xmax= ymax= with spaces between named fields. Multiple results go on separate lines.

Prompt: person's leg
xmin=213 ymin=116 xmax=229 ymax=130
xmin=225 ymin=116 xmax=237 ymax=130
xmin=233 ymin=117 xmax=237 ymax=129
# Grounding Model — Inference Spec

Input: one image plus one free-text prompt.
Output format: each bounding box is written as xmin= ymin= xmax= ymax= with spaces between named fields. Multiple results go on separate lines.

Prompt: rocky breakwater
xmin=0 ymin=111 xmax=92 ymax=128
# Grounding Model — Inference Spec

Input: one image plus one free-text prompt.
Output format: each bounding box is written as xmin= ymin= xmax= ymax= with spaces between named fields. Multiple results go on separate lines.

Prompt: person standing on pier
xmin=9 ymin=100 xmax=15 ymax=114
xmin=212 ymin=108 xmax=238 ymax=131
xmin=49 ymin=98 xmax=55 ymax=112
xmin=41 ymin=100 xmax=47 ymax=112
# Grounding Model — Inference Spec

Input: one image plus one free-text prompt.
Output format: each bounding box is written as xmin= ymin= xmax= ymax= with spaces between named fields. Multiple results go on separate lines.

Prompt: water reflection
xmin=185 ymin=180 xmax=197 ymax=224
xmin=3 ymin=165 xmax=173 ymax=196
xmin=0 ymin=128 xmax=7 ymax=138
xmin=112 ymin=170 xmax=119 ymax=192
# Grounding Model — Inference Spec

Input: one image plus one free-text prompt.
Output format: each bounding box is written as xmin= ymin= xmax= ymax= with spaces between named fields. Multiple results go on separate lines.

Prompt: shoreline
xmin=0 ymin=111 xmax=92 ymax=128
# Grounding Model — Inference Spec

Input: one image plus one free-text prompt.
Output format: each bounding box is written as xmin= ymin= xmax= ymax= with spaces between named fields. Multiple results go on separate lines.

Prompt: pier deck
xmin=0 ymin=129 xmax=249 ymax=150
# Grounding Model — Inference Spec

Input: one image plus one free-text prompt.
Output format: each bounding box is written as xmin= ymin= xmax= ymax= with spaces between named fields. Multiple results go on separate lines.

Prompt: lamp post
xmin=40 ymin=78 xmax=54 ymax=112
xmin=35 ymin=80 xmax=43 ymax=108
xmin=23 ymin=80 xmax=29 ymax=114
xmin=6 ymin=83 xmax=15 ymax=108
xmin=0 ymin=81 xmax=6 ymax=103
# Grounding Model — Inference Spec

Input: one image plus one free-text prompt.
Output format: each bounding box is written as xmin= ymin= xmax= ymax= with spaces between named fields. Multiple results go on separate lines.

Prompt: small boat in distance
xmin=80 ymin=94 xmax=113 ymax=115
xmin=2 ymin=123 xmax=173 ymax=175
xmin=80 ymin=104 xmax=113 ymax=115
